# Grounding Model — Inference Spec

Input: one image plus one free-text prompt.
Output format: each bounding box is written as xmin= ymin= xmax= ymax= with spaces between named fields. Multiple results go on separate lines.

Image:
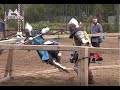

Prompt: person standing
xmin=68 ymin=18 xmax=94 ymax=84
xmin=89 ymin=17 xmax=103 ymax=62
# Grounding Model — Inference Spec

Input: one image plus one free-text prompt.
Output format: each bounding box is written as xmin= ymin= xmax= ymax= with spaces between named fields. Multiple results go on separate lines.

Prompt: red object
xmin=93 ymin=53 xmax=101 ymax=60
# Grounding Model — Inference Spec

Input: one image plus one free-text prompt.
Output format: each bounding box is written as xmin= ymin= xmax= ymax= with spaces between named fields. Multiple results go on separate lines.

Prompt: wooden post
xmin=78 ymin=47 xmax=88 ymax=86
xmin=4 ymin=49 xmax=14 ymax=78
xmin=78 ymin=51 xmax=81 ymax=85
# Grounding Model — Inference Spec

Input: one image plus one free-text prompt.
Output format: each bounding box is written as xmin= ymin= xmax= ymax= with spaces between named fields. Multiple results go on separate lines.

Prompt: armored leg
xmin=47 ymin=55 xmax=69 ymax=73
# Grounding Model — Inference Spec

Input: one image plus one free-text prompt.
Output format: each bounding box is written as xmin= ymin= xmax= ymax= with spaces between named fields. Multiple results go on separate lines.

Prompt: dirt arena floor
xmin=0 ymin=37 xmax=119 ymax=86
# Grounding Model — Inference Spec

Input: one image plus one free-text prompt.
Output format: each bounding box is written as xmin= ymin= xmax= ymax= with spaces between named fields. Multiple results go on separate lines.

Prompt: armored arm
xmin=74 ymin=31 xmax=89 ymax=45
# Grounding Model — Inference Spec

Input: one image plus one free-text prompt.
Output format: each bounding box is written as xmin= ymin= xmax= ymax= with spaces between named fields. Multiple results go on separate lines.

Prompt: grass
xmin=6 ymin=21 xmax=118 ymax=33
xmin=31 ymin=22 xmax=67 ymax=29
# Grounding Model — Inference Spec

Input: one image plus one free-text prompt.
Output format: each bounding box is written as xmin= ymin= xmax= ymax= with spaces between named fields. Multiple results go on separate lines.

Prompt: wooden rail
xmin=0 ymin=45 xmax=119 ymax=54
xmin=0 ymin=33 xmax=120 ymax=86
xmin=0 ymin=44 xmax=119 ymax=86
xmin=49 ymin=29 xmax=68 ymax=35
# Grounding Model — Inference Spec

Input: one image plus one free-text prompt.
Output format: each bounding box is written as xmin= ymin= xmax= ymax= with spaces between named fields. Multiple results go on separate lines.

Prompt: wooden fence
xmin=49 ymin=29 xmax=69 ymax=35
xmin=0 ymin=33 xmax=120 ymax=86
xmin=4 ymin=29 xmax=69 ymax=38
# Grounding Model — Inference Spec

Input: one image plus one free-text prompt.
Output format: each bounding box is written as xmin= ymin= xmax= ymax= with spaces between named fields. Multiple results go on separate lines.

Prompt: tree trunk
xmin=96 ymin=13 xmax=102 ymax=23
xmin=116 ymin=4 xmax=119 ymax=32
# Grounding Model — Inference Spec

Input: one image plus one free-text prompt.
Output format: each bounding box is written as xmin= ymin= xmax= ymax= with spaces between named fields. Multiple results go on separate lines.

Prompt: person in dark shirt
xmin=89 ymin=17 xmax=103 ymax=46
xmin=89 ymin=17 xmax=103 ymax=62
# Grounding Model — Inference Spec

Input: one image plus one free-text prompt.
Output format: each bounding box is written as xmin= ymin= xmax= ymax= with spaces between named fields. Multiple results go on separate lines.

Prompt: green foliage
xmin=0 ymin=4 xmax=116 ymax=33
xmin=82 ymin=15 xmax=88 ymax=23
xmin=23 ymin=4 xmax=116 ymax=23
xmin=102 ymin=4 xmax=115 ymax=22
xmin=7 ymin=20 xmax=18 ymax=30
xmin=92 ymin=4 xmax=104 ymax=23
xmin=31 ymin=22 xmax=66 ymax=29
xmin=25 ymin=4 xmax=47 ymax=23
xmin=102 ymin=23 xmax=115 ymax=33
xmin=79 ymin=23 xmax=116 ymax=33
xmin=31 ymin=22 xmax=117 ymax=33
xmin=7 ymin=4 xmax=18 ymax=11
xmin=92 ymin=4 xmax=104 ymax=16
xmin=0 ymin=4 xmax=4 ymax=17
xmin=83 ymin=23 xmax=91 ymax=32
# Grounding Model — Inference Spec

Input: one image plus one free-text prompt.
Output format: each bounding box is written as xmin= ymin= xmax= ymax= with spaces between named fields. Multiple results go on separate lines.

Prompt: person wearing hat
xmin=68 ymin=18 xmax=94 ymax=84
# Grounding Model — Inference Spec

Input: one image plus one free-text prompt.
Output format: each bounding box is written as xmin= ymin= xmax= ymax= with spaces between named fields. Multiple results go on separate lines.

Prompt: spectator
xmin=89 ymin=17 xmax=103 ymax=62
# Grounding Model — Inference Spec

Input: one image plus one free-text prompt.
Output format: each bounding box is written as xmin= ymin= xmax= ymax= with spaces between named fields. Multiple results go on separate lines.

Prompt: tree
xmin=25 ymin=4 xmax=46 ymax=23
xmin=102 ymin=4 xmax=115 ymax=22
xmin=92 ymin=4 xmax=104 ymax=23
xmin=21 ymin=4 xmax=116 ymax=23
xmin=0 ymin=4 xmax=4 ymax=17
xmin=115 ymin=4 xmax=119 ymax=32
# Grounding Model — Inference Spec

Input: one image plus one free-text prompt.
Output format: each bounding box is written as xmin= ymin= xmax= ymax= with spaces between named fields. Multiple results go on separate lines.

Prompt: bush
xmin=31 ymin=22 xmax=66 ymax=29
xmin=83 ymin=23 xmax=116 ymax=33
xmin=30 ymin=22 xmax=116 ymax=33
xmin=7 ymin=20 xmax=18 ymax=30
xmin=82 ymin=23 xmax=91 ymax=33
xmin=102 ymin=23 xmax=115 ymax=33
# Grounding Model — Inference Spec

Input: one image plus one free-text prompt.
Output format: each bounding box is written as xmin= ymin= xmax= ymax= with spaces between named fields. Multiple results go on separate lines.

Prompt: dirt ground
xmin=0 ymin=37 xmax=119 ymax=86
